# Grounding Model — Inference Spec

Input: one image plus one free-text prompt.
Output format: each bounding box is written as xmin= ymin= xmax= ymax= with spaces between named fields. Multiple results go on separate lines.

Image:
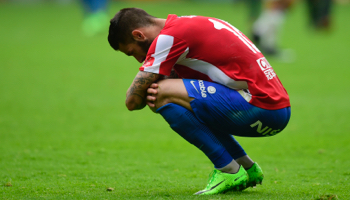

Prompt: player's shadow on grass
xmin=223 ymin=189 xmax=262 ymax=195
xmin=140 ymin=188 xmax=262 ymax=197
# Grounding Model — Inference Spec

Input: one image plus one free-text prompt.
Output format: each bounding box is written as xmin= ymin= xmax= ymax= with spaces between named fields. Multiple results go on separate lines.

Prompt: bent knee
xmin=153 ymin=80 xmax=175 ymax=109
xmin=155 ymin=79 xmax=184 ymax=99
xmin=154 ymin=79 xmax=193 ymax=111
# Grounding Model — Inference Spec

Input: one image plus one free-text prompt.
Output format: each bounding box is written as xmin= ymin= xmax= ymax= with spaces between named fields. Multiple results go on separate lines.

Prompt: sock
xmin=252 ymin=9 xmax=285 ymax=52
xmin=209 ymin=130 xmax=247 ymax=160
xmin=157 ymin=103 xmax=232 ymax=168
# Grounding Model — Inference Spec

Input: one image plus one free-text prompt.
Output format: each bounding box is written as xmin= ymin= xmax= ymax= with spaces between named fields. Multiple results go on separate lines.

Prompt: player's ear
xmin=132 ymin=30 xmax=146 ymax=41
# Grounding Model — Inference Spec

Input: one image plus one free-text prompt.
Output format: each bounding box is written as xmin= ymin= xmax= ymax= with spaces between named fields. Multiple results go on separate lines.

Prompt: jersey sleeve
xmin=139 ymin=34 xmax=189 ymax=76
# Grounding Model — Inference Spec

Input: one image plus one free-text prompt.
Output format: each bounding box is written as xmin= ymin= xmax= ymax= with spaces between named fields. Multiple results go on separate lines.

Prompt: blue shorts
xmin=183 ymin=79 xmax=291 ymax=137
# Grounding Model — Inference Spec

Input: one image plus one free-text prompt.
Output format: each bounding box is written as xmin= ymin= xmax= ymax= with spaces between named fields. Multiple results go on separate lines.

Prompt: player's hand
xmin=146 ymin=83 xmax=159 ymax=112
xmin=146 ymin=83 xmax=159 ymax=102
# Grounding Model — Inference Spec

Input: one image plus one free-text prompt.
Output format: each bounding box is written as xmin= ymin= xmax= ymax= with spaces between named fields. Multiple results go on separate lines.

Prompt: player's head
xmin=108 ymin=8 xmax=156 ymax=62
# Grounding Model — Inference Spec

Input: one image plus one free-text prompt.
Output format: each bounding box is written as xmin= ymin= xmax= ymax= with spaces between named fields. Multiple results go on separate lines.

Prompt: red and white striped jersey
xmin=139 ymin=15 xmax=290 ymax=110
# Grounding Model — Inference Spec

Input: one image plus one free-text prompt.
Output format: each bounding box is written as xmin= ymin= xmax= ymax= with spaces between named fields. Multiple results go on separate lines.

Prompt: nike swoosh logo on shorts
xmin=190 ymin=80 xmax=199 ymax=93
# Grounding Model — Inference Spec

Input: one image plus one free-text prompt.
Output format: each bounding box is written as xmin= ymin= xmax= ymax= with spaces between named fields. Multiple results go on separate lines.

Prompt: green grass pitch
xmin=1 ymin=1 xmax=350 ymax=199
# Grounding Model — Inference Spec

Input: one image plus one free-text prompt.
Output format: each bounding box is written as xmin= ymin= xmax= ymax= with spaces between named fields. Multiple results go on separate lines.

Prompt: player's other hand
xmin=146 ymin=83 xmax=159 ymax=111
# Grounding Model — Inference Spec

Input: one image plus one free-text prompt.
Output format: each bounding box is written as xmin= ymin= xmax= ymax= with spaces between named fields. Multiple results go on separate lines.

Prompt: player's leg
xmin=149 ymin=79 xmax=290 ymax=189
xmin=252 ymin=0 xmax=295 ymax=56
xmin=147 ymin=79 xmax=193 ymax=112
xmin=176 ymin=80 xmax=291 ymax=138
xmin=157 ymin=103 xmax=237 ymax=173
xmin=148 ymin=79 xmax=248 ymax=194
xmin=306 ymin=0 xmax=332 ymax=30
xmin=148 ymin=81 xmax=255 ymax=169
xmin=82 ymin=0 xmax=107 ymax=12
xmin=205 ymin=126 xmax=263 ymax=188
xmin=210 ymin=132 xmax=253 ymax=167
xmin=149 ymin=79 xmax=251 ymax=169
xmin=157 ymin=104 xmax=248 ymax=195
xmin=183 ymin=79 xmax=290 ymax=188
xmin=81 ymin=0 xmax=109 ymax=37
xmin=149 ymin=79 xmax=250 ymax=159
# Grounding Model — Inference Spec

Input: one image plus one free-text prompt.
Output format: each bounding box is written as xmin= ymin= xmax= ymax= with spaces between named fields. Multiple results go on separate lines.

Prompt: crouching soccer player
xmin=108 ymin=8 xmax=291 ymax=195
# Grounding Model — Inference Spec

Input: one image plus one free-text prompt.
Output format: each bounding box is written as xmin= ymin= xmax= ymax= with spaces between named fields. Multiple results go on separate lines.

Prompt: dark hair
xmin=108 ymin=8 xmax=156 ymax=51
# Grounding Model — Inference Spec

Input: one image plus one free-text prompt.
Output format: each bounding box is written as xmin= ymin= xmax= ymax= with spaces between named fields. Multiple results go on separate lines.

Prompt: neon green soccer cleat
xmin=82 ymin=11 xmax=109 ymax=37
xmin=246 ymin=162 xmax=264 ymax=188
xmin=194 ymin=166 xmax=248 ymax=195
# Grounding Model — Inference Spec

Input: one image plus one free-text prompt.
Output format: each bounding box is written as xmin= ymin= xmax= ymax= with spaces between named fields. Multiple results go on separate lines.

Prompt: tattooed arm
xmin=126 ymin=71 xmax=162 ymax=111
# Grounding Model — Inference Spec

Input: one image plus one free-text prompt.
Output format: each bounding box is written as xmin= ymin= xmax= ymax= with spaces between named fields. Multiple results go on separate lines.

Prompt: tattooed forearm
xmin=126 ymin=87 xmax=146 ymax=110
xmin=127 ymin=72 xmax=158 ymax=99
xmin=133 ymin=72 xmax=158 ymax=90
xmin=126 ymin=71 xmax=161 ymax=110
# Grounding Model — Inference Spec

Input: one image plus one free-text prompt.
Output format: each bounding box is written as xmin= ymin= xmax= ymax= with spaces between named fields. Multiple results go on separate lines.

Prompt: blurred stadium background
xmin=1 ymin=0 xmax=350 ymax=199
